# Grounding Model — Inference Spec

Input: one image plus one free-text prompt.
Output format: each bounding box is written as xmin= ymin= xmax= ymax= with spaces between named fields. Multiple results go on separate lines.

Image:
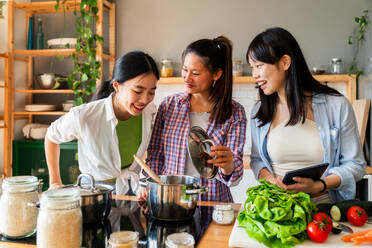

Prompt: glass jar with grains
xmin=37 ymin=188 xmax=82 ymax=248
xmin=0 ymin=176 xmax=40 ymax=238
xmin=108 ymin=231 xmax=139 ymax=248
xmin=212 ymin=204 xmax=234 ymax=225
xmin=232 ymin=60 xmax=243 ymax=76
xmin=161 ymin=59 xmax=174 ymax=77
xmin=165 ymin=232 xmax=195 ymax=248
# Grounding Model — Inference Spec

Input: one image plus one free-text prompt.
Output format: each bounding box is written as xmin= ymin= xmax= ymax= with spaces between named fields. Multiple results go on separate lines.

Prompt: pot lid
xmin=63 ymin=174 xmax=114 ymax=196
xmin=187 ymin=126 xmax=218 ymax=179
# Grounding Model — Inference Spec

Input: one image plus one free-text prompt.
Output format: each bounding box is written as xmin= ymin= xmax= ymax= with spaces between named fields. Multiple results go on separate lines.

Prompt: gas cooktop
xmin=0 ymin=199 xmax=213 ymax=247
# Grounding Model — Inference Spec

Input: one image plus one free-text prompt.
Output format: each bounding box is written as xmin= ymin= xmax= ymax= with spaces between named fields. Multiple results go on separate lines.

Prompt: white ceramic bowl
xmin=22 ymin=123 xmax=50 ymax=140
xmin=47 ymin=38 xmax=77 ymax=49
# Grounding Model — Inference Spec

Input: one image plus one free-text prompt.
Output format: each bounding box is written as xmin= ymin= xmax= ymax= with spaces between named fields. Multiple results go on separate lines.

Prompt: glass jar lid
xmin=213 ymin=204 xmax=233 ymax=211
xmin=2 ymin=176 xmax=39 ymax=193
xmin=161 ymin=59 xmax=172 ymax=64
xmin=233 ymin=60 xmax=242 ymax=65
xmin=40 ymin=188 xmax=80 ymax=210
xmin=331 ymin=58 xmax=342 ymax=62
xmin=165 ymin=232 xmax=195 ymax=248
xmin=108 ymin=231 xmax=139 ymax=245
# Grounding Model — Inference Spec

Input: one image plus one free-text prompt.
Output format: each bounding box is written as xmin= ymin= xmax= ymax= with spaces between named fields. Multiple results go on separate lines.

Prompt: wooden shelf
xmin=14 ymin=111 xmax=67 ymax=116
xmin=0 ymin=115 xmax=3 ymax=120
xmin=159 ymin=74 xmax=354 ymax=84
xmin=13 ymin=0 xmax=112 ymax=14
xmin=14 ymin=49 xmax=111 ymax=58
xmin=15 ymin=89 xmax=74 ymax=94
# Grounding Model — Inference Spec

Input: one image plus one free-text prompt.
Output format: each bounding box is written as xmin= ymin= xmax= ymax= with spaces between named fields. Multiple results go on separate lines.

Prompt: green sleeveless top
xmin=116 ymin=115 xmax=142 ymax=169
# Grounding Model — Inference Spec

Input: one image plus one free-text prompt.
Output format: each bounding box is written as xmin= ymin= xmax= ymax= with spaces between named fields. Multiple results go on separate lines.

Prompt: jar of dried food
xmin=232 ymin=60 xmax=243 ymax=76
xmin=161 ymin=59 xmax=173 ymax=77
xmin=165 ymin=232 xmax=195 ymax=248
xmin=212 ymin=204 xmax=234 ymax=225
xmin=0 ymin=176 xmax=40 ymax=238
xmin=108 ymin=231 xmax=139 ymax=248
xmin=37 ymin=188 xmax=82 ymax=248
xmin=330 ymin=58 xmax=343 ymax=74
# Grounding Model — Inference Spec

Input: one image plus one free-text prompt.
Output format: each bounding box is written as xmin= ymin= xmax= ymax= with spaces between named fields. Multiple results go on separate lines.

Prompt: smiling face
xmin=249 ymin=55 xmax=290 ymax=96
xmin=113 ymin=72 xmax=157 ymax=119
xmin=181 ymin=53 xmax=221 ymax=95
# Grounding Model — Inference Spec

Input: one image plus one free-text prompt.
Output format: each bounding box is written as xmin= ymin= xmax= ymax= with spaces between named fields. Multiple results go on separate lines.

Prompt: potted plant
xmin=347 ymin=10 xmax=369 ymax=78
xmin=55 ymin=0 xmax=104 ymax=105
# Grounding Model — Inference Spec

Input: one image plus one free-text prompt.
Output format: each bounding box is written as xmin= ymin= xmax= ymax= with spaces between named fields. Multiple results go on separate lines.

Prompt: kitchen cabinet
xmin=4 ymin=0 xmax=115 ymax=176
xmin=12 ymin=139 xmax=78 ymax=191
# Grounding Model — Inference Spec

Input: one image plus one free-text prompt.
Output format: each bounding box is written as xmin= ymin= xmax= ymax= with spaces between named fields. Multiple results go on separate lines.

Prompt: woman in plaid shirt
xmin=144 ymin=36 xmax=247 ymax=202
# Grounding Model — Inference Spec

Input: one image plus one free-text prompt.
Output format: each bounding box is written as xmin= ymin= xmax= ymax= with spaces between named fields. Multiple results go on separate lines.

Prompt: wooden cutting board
xmin=229 ymin=217 xmax=372 ymax=248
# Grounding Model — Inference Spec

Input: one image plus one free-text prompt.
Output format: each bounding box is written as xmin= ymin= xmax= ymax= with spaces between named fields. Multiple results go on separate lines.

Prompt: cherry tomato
xmin=313 ymin=213 xmax=333 ymax=233
xmin=347 ymin=206 xmax=368 ymax=226
xmin=307 ymin=221 xmax=329 ymax=243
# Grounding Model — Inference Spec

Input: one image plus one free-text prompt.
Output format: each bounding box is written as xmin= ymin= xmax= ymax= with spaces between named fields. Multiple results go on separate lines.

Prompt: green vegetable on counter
xmin=237 ymin=180 xmax=317 ymax=248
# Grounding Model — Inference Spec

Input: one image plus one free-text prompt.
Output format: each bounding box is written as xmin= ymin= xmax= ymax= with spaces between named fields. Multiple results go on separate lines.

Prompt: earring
xmin=212 ymin=80 xmax=216 ymax=87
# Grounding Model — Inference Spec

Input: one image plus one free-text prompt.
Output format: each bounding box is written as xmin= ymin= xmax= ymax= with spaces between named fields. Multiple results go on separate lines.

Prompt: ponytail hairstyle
xmin=92 ymin=51 xmax=159 ymax=101
xmin=182 ymin=36 xmax=233 ymax=124
xmin=247 ymin=27 xmax=341 ymax=127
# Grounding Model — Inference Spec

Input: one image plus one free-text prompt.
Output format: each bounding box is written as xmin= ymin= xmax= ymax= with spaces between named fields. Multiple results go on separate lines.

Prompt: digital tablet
xmin=282 ymin=163 xmax=329 ymax=185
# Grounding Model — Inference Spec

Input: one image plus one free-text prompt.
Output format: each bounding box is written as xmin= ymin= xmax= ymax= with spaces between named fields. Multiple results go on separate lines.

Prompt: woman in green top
xmin=45 ymin=51 xmax=159 ymax=195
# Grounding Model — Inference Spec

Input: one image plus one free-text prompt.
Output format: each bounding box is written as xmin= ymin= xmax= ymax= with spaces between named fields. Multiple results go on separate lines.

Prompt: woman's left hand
xmin=281 ymin=177 xmax=322 ymax=194
xmin=207 ymin=145 xmax=234 ymax=175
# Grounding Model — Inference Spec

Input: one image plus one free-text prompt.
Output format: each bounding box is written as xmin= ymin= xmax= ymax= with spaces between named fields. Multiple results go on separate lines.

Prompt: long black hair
xmin=247 ymin=27 xmax=341 ymax=127
xmin=182 ymin=36 xmax=233 ymax=124
xmin=92 ymin=51 xmax=159 ymax=101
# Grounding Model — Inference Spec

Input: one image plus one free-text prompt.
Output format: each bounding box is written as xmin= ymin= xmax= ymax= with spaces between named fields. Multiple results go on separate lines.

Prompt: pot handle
xmin=76 ymin=173 xmax=96 ymax=191
xmin=185 ymin=185 xmax=208 ymax=195
xmin=139 ymin=177 xmax=148 ymax=188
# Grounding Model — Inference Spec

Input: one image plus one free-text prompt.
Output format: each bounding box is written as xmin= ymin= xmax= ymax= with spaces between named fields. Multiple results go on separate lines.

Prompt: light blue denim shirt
xmin=250 ymin=93 xmax=366 ymax=202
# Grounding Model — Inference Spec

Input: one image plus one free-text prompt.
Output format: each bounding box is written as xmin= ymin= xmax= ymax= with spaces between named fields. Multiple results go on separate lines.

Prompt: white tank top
xmin=267 ymin=119 xmax=330 ymax=203
xmin=267 ymin=119 xmax=324 ymax=178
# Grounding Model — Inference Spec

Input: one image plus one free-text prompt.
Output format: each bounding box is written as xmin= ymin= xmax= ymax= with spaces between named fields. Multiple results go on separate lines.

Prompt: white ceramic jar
xmin=37 ymin=188 xmax=82 ymax=248
xmin=0 ymin=176 xmax=39 ymax=238
xmin=212 ymin=204 xmax=234 ymax=225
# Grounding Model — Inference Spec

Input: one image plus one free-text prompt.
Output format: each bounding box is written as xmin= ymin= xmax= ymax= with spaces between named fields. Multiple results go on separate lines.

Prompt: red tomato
xmin=347 ymin=206 xmax=368 ymax=226
xmin=307 ymin=221 xmax=329 ymax=243
xmin=313 ymin=213 xmax=333 ymax=233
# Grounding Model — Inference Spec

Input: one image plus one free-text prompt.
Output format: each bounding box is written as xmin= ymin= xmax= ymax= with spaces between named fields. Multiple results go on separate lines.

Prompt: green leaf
xmin=81 ymin=73 xmax=88 ymax=82
xmin=355 ymin=17 xmax=360 ymax=23
xmin=54 ymin=3 xmax=60 ymax=11
xmin=347 ymin=36 xmax=353 ymax=45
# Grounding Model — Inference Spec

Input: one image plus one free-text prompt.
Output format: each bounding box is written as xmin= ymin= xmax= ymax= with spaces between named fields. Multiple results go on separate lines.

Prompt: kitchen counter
xmin=0 ymin=195 xmax=239 ymax=248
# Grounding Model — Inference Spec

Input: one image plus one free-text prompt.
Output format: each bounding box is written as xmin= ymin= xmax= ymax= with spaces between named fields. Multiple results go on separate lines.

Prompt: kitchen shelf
xmin=5 ymin=0 xmax=116 ymax=177
xmin=14 ymin=111 xmax=67 ymax=116
xmin=14 ymin=49 xmax=112 ymax=59
xmin=158 ymin=74 xmax=356 ymax=103
xmin=15 ymin=89 xmax=74 ymax=93
xmin=13 ymin=0 xmax=112 ymax=14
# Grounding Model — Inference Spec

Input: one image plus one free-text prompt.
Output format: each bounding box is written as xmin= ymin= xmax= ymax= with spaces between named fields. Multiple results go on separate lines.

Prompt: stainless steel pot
xmin=63 ymin=174 xmax=114 ymax=223
xmin=140 ymin=175 xmax=208 ymax=221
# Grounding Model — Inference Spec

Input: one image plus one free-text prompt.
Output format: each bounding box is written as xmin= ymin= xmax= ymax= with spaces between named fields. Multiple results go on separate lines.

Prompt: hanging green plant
xmin=55 ymin=0 xmax=104 ymax=105
xmin=347 ymin=10 xmax=369 ymax=78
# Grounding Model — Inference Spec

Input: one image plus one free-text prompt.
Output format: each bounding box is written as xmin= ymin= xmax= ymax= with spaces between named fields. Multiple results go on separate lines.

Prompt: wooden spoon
xmin=133 ymin=154 xmax=163 ymax=184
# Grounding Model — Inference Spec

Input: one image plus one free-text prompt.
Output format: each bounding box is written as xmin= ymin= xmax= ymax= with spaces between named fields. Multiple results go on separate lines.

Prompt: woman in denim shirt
xmin=248 ymin=27 xmax=366 ymax=203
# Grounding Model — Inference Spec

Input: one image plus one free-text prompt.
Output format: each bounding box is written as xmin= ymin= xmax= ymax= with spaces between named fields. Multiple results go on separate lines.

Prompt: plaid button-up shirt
xmin=147 ymin=92 xmax=247 ymax=202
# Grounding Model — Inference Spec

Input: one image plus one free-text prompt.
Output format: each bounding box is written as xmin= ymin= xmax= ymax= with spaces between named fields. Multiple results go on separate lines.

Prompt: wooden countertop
xmin=0 ymin=195 xmax=238 ymax=248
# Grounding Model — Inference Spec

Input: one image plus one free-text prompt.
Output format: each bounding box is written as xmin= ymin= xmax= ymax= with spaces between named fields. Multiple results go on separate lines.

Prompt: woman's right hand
xmin=48 ymin=182 xmax=64 ymax=190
